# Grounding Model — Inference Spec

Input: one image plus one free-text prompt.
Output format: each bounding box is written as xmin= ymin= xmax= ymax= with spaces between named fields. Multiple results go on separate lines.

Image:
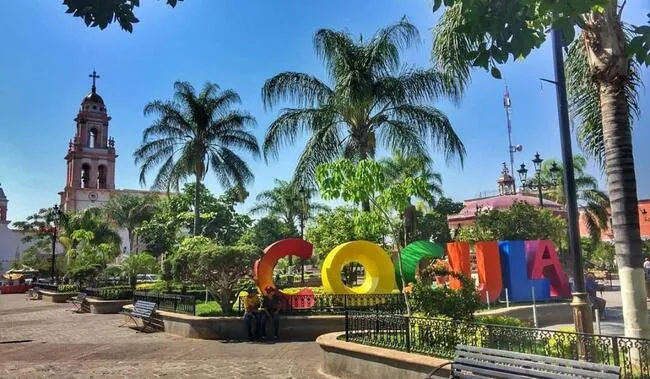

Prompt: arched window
xmin=97 ymin=165 xmax=107 ymax=189
xmin=88 ymin=128 xmax=98 ymax=148
xmin=81 ymin=164 xmax=91 ymax=188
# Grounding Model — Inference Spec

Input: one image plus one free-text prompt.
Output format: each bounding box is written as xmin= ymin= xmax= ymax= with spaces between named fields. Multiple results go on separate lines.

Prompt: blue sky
xmin=0 ymin=1 xmax=648 ymax=222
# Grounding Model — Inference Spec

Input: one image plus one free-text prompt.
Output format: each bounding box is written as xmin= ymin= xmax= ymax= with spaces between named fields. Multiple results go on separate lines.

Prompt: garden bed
xmin=123 ymin=304 xmax=345 ymax=341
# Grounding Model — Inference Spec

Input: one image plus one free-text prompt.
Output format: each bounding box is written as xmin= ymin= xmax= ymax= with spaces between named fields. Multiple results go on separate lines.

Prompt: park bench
xmin=25 ymin=288 xmax=41 ymax=300
xmin=67 ymin=292 xmax=87 ymax=312
xmin=119 ymin=300 xmax=157 ymax=332
xmin=427 ymin=344 xmax=620 ymax=379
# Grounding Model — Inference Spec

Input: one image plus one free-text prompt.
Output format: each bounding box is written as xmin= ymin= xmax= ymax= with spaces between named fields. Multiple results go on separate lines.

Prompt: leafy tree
xmin=305 ymin=207 xmax=387 ymax=261
xmin=238 ymin=216 xmax=296 ymax=250
xmin=433 ymin=197 xmax=464 ymax=216
xmin=262 ymin=18 xmax=465 ymax=210
xmin=171 ymin=236 xmax=261 ymax=313
xmin=62 ymin=0 xmax=182 ymax=32
xmin=537 ymin=155 xmax=609 ymax=242
xmin=431 ymin=0 xmax=650 ymax=338
xmin=380 ymin=151 xmax=443 ymax=205
xmin=121 ymin=252 xmax=159 ymax=289
xmin=105 ymin=193 xmax=159 ymax=253
xmin=136 ymin=213 xmax=179 ymax=258
xmin=134 ymin=81 xmax=260 ymax=236
xmin=316 ymin=159 xmax=434 ymax=315
xmin=455 ymin=202 xmax=567 ymax=246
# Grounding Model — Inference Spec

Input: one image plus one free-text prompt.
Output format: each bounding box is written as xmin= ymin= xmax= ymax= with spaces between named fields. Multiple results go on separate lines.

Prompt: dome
xmin=83 ymin=92 xmax=104 ymax=105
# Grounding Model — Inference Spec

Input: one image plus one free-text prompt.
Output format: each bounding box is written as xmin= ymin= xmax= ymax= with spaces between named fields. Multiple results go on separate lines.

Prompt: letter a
xmin=525 ymin=240 xmax=571 ymax=298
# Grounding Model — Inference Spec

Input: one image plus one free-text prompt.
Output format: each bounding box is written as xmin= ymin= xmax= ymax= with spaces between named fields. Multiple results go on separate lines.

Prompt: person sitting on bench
xmin=261 ymin=286 xmax=281 ymax=340
xmin=585 ymin=272 xmax=606 ymax=319
xmin=243 ymin=288 xmax=261 ymax=340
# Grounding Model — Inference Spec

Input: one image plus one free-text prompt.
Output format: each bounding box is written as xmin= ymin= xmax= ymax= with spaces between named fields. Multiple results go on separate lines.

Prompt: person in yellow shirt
xmin=243 ymin=287 xmax=261 ymax=340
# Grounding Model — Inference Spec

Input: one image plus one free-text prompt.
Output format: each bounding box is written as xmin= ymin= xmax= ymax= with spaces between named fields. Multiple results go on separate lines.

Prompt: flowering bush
xmin=408 ymin=261 xmax=480 ymax=320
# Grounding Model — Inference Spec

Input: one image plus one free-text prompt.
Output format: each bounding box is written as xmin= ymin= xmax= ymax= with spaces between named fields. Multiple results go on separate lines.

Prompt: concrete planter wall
xmin=123 ymin=305 xmax=345 ymax=341
xmin=86 ymin=298 xmax=132 ymax=314
xmin=476 ymin=302 xmax=573 ymax=326
xmin=39 ymin=290 xmax=75 ymax=303
xmin=317 ymin=332 xmax=451 ymax=379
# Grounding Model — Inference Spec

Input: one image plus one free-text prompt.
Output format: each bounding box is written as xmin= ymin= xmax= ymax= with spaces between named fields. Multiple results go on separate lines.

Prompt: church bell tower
xmin=59 ymin=71 xmax=117 ymax=212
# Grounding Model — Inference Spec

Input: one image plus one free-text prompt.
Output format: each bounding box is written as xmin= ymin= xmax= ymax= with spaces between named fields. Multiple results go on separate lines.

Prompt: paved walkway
xmin=545 ymin=282 xmax=650 ymax=336
xmin=0 ymin=294 xmax=328 ymax=378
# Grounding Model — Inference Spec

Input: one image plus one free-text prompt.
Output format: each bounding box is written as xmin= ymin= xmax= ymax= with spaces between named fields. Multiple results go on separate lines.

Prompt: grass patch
xmin=195 ymin=301 xmax=223 ymax=317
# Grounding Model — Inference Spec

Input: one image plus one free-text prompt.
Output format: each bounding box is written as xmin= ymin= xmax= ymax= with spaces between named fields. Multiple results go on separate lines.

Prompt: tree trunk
xmin=127 ymin=229 xmax=134 ymax=254
xmin=584 ymin=3 xmax=649 ymax=339
xmin=193 ymin=175 xmax=201 ymax=236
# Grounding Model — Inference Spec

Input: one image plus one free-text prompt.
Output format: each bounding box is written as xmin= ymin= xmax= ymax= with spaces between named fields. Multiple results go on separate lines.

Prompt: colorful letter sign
xmin=253 ymin=238 xmax=313 ymax=294
xmin=525 ymin=240 xmax=571 ymax=298
xmin=321 ymin=240 xmax=396 ymax=295
xmin=475 ymin=241 xmax=502 ymax=303
xmin=499 ymin=240 xmax=550 ymax=301
xmin=394 ymin=240 xmax=444 ymax=288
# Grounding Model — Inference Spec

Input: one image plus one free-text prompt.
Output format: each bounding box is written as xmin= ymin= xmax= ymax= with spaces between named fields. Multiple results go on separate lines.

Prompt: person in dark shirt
xmin=585 ymin=272 xmax=606 ymax=319
xmin=261 ymin=286 xmax=281 ymax=339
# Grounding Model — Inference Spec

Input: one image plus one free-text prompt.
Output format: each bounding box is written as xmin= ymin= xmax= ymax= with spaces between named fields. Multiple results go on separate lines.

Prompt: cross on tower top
xmin=89 ymin=70 xmax=100 ymax=93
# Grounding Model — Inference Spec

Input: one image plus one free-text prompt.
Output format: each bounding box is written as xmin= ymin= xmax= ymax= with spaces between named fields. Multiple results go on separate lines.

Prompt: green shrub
xmin=57 ymin=284 xmax=79 ymax=293
xmin=477 ymin=315 xmax=529 ymax=327
xmin=96 ymin=285 xmax=133 ymax=300
xmin=196 ymin=301 xmax=223 ymax=317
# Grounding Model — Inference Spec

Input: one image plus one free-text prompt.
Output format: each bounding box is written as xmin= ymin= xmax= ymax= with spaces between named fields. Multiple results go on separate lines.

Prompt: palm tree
xmin=250 ymin=179 xmax=327 ymax=233
xmin=538 ymin=155 xmax=610 ymax=242
xmin=261 ymin=17 xmax=466 ymax=210
xmin=105 ymin=193 xmax=159 ymax=253
xmin=379 ymin=151 xmax=443 ymax=204
xmin=432 ymin=2 xmax=649 ymax=338
xmin=134 ymin=81 xmax=260 ymax=235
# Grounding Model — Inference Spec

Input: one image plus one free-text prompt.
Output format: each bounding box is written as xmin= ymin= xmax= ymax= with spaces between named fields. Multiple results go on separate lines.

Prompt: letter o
xmin=321 ymin=241 xmax=396 ymax=294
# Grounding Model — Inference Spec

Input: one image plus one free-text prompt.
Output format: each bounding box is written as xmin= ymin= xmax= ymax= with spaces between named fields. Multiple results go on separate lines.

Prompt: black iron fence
xmin=133 ymin=291 xmax=195 ymax=315
xmin=345 ymin=311 xmax=650 ymax=378
xmin=238 ymin=293 xmax=405 ymax=316
xmin=83 ymin=287 xmax=133 ymax=300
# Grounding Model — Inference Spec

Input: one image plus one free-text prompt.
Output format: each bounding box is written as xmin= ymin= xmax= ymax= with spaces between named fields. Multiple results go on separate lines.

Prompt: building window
xmin=81 ymin=164 xmax=91 ymax=188
xmin=97 ymin=165 xmax=107 ymax=189
xmin=88 ymin=128 xmax=98 ymax=148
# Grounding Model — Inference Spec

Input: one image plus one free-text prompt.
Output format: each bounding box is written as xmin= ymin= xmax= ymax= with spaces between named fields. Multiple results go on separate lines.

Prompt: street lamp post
xmin=516 ymin=152 xmax=561 ymax=207
xmin=550 ymin=28 xmax=594 ymax=339
xmin=298 ymin=186 xmax=307 ymax=285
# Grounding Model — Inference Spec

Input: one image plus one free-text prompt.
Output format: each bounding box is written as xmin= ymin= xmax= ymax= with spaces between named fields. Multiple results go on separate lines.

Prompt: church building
xmin=58 ymin=72 xmax=162 ymax=254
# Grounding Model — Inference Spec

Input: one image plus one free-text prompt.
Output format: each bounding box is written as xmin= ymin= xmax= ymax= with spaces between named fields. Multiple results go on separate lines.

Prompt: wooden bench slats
xmin=453 ymin=363 xmax=538 ymax=379
xmin=450 ymin=345 xmax=620 ymax=379
xmin=119 ymin=300 xmax=157 ymax=332
xmin=457 ymin=345 xmax=619 ymax=373
xmin=456 ymin=351 xmax=619 ymax=379
xmin=454 ymin=359 xmax=585 ymax=379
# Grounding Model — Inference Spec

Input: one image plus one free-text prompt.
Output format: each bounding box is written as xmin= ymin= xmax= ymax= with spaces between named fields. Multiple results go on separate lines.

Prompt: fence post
xmin=612 ymin=336 xmax=620 ymax=367
xmin=405 ymin=315 xmax=411 ymax=353
xmin=345 ymin=311 xmax=349 ymax=342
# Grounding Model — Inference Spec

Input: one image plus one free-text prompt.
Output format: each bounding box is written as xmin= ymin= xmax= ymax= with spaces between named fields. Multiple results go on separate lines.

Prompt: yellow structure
xmin=321 ymin=240 xmax=396 ymax=294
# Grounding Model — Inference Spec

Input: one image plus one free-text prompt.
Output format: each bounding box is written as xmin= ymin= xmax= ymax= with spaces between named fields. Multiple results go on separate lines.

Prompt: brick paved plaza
xmin=0 ymin=295 xmax=328 ymax=379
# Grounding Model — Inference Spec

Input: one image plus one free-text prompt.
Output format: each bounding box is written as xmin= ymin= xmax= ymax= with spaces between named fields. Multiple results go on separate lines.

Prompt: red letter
xmin=525 ymin=240 xmax=571 ymax=298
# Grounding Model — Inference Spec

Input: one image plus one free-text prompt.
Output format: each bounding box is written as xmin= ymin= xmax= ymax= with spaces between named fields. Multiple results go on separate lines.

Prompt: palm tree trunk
xmin=583 ymin=3 xmax=650 ymax=339
xmin=600 ymin=81 xmax=649 ymax=339
xmin=193 ymin=175 xmax=201 ymax=236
